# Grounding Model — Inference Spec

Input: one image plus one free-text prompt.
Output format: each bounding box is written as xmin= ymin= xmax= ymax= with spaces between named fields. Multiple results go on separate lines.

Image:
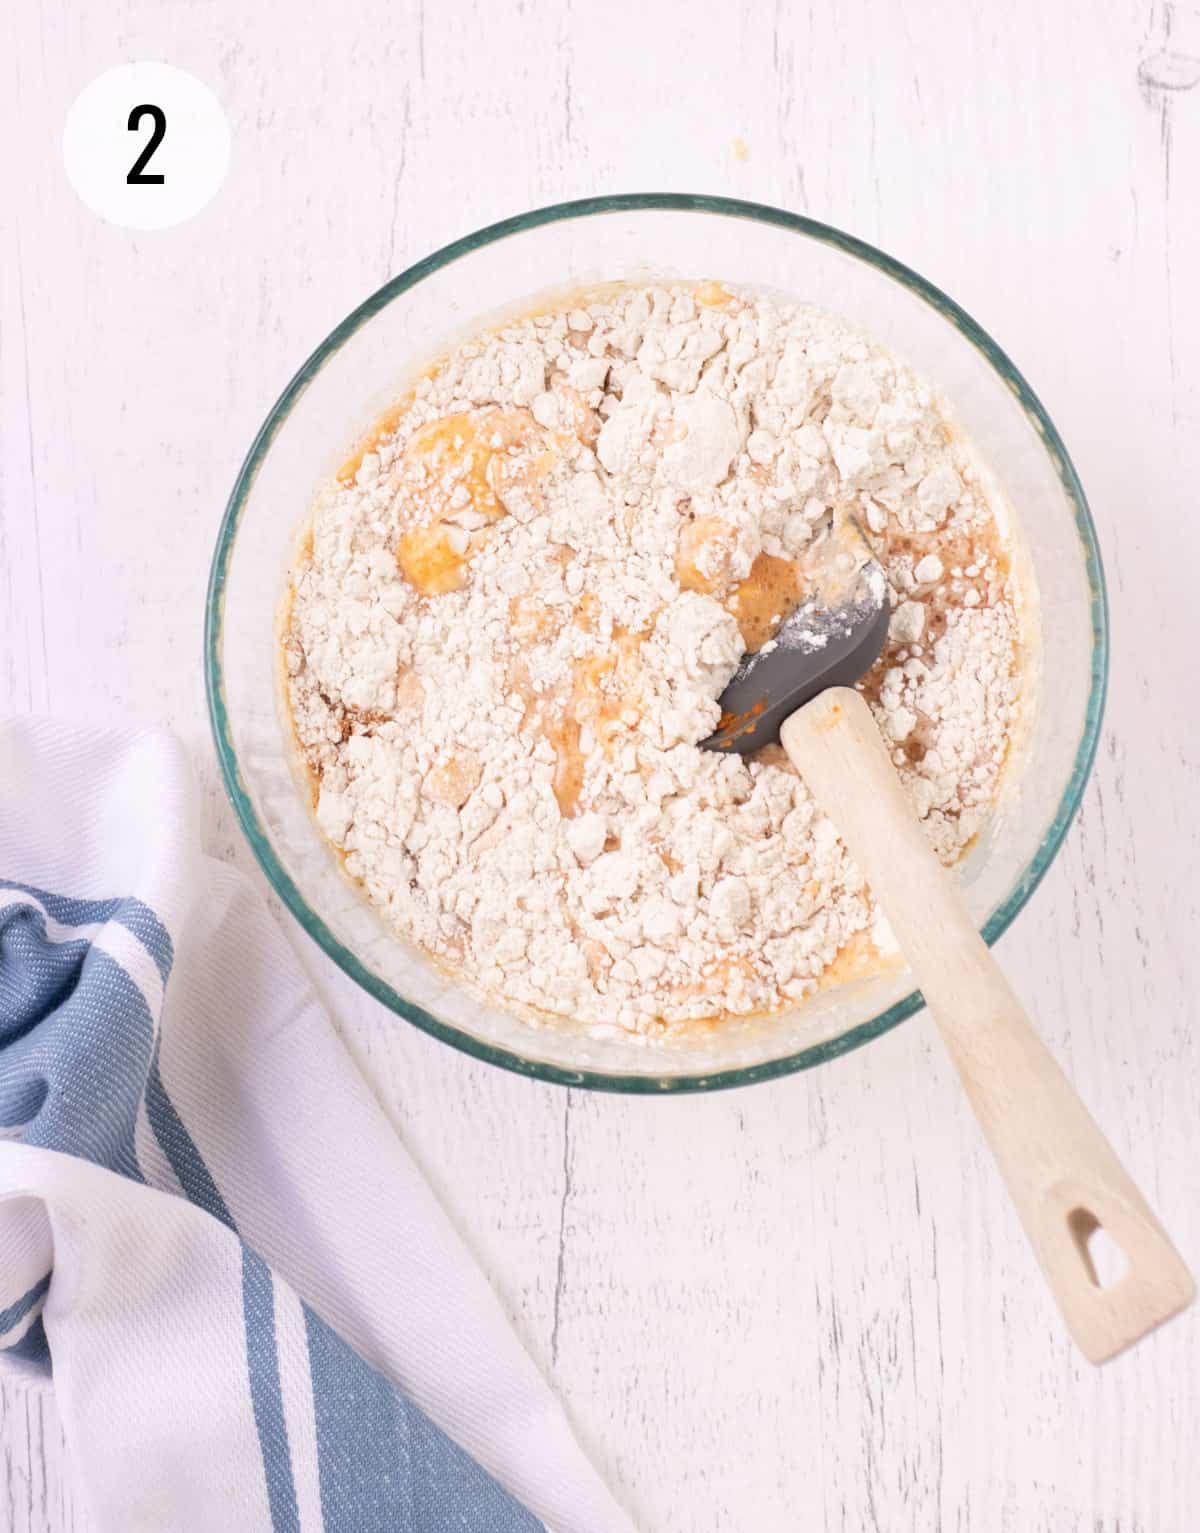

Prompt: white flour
xmin=285 ymin=283 xmax=1022 ymax=1033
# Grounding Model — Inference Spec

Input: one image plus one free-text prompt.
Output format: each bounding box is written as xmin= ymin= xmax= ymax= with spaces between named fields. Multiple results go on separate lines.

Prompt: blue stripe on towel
xmin=143 ymin=1044 xmax=302 ymax=1533
xmin=111 ymin=900 xmax=174 ymax=983
xmin=303 ymin=1305 xmax=544 ymax=1533
xmin=144 ymin=1041 xmax=233 ymax=1227
xmin=0 ymin=1314 xmax=50 ymax=1366
xmin=0 ymin=1274 xmax=51 ymax=1337
xmin=0 ymin=880 xmax=174 ymax=983
xmin=244 ymin=1251 xmax=302 ymax=1533
xmin=0 ymin=881 xmax=121 ymax=928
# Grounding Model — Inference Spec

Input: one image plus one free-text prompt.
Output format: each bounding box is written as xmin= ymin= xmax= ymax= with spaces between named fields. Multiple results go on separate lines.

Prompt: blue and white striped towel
xmin=0 ymin=718 xmax=634 ymax=1533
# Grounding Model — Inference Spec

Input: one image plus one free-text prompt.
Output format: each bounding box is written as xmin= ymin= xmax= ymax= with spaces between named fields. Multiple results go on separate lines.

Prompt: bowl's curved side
xmin=205 ymin=193 xmax=1108 ymax=1094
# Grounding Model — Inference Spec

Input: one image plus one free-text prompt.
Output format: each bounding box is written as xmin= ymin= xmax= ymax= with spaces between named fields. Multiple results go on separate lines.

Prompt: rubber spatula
xmin=704 ymin=530 xmax=1194 ymax=1363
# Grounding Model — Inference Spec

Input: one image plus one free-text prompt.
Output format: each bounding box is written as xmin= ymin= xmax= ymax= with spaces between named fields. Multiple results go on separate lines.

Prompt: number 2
xmin=126 ymin=104 xmax=166 ymax=185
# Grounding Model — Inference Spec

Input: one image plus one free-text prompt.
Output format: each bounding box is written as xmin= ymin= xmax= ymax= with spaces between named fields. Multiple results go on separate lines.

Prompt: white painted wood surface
xmin=2 ymin=1 xmax=1199 ymax=1528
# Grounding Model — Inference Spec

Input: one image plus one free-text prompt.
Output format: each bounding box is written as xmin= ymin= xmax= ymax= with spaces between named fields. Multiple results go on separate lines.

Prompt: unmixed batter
xmin=284 ymin=283 xmax=1023 ymax=1033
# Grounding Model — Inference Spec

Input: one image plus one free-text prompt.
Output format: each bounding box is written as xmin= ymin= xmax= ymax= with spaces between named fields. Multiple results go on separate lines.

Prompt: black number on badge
xmin=126 ymin=104 xmax=166 ymax=185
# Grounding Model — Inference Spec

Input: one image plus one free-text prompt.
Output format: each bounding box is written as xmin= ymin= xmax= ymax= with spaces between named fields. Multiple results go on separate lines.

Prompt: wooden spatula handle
xmin=781 ymin=687 xmax=1194 ymax=1363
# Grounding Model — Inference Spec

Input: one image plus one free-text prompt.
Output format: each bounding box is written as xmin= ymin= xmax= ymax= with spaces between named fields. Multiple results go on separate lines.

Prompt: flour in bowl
xmin=284 ymin=283 xmax=1023 ymax=1033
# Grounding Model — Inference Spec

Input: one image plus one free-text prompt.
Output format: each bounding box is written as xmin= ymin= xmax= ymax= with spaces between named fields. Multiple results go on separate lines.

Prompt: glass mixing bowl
xmin=205 ymin=194 xmax=1107 ymax=1092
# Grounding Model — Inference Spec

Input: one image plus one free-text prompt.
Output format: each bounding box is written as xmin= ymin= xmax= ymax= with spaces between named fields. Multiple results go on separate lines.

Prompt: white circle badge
xmin=63 ymin=62 xmax=231 ymax=231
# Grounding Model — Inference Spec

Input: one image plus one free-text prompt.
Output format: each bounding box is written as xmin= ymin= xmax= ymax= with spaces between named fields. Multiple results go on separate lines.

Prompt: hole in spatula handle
xmin=1068 ymin=1208 xmax=1131 ymax=1289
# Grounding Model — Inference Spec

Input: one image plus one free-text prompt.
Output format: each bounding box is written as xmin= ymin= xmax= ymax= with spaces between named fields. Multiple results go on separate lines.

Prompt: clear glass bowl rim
xmin=204 ymin=192 xmax=1109 ymax=1095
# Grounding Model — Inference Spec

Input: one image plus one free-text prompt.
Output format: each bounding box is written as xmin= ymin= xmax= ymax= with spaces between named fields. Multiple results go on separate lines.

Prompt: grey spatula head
xmin=703 ymin=557 xmax=890 ymax=754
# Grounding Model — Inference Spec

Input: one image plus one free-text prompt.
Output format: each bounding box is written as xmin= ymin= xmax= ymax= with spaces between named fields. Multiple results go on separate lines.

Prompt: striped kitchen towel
xmin=0 ymin=718 xmax=633 ymax=1533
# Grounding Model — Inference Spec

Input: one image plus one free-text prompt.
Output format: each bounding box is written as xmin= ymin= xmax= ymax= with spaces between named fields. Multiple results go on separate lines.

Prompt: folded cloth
xmin=0 ymin=719 xmax=633 ymax=1533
